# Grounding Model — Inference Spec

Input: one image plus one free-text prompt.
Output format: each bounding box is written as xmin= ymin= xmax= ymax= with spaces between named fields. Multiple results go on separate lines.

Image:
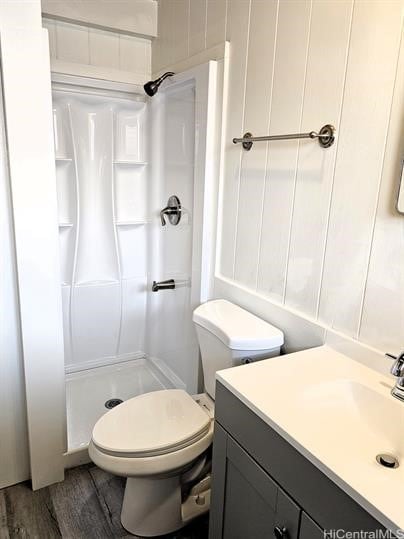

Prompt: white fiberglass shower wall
xmin=52 ymin=84 xmax=176 ymax=453
xmin=146 ymin=63 xmax=220 ymax=393
xmin=53 ymin=90 xmax=148 ymax=370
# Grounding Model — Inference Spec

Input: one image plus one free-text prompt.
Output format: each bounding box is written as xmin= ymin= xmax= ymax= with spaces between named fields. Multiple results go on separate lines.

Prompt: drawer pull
xmin=273 ymin=526 xmax=288 ymax=538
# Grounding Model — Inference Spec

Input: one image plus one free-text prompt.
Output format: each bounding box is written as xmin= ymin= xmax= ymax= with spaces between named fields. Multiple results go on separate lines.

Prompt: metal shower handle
xmin=160 ymin=195 xmax=181 ymax=226
xmin=160 ymin=206 xmax=176 ymax=226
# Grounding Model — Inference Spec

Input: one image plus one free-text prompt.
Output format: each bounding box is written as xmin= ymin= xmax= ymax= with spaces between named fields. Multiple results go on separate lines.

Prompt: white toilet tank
xmin=193 ymin=300 xmax=284 ymax=398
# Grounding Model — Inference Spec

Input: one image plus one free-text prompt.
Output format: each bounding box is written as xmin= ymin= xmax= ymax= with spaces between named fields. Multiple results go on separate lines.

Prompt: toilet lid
xmin=92 ymin=389 xmax=211 ymax=457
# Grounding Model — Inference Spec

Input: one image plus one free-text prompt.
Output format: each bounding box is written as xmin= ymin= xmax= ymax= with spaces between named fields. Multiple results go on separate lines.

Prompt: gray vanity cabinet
xmin=209 ymin=382 xmax=390 ymax=539
xmin=212 ymin=423 xmax=300 ymax=539
xmin=299 ymin=514 xmax=324 ymax=539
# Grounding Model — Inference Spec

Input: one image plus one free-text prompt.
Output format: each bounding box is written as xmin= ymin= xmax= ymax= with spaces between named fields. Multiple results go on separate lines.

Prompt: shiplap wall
xmin=43 ymin=18 xmax=151 ymax=81
xmin=41 ymin=0 xmax=157 ymax=37
xmin=153 ymin=0 xmax=227 ymax=72
xmin=154 ymin=0 xmax=404 ymax=354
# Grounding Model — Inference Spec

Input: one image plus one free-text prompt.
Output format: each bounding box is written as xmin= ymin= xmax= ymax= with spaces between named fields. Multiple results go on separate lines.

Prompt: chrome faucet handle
xmin=386 ymin=351 xmax=404 ymax=378
xmin=160 ymin=195 xmax=181 ymax=226
xmin=160 ymin=206 xmax=172 ymax=226
xmin=387 ymin=352 xmax=404 ymax=401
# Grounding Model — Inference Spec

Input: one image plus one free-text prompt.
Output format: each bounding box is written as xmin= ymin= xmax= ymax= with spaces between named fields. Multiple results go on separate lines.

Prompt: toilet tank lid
xmin=193 ymin=299 xmax=284 ymax=351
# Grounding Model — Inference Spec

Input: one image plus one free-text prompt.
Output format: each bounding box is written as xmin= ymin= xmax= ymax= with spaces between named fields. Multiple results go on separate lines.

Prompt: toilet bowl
xmin=89 ymin=299 xmax=283 ymax=537
xmin=89 ymin=389 xmax=214 ymax=536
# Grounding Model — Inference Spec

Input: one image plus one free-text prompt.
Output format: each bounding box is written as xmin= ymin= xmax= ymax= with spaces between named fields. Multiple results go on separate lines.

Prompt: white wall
xmin=0 ymin=78 xmax=30 ymax=490
xmin=0 ymin=0 xmax=66 ymax=489
xmin=41 ymin=0 xmax=157 ymax=37
xmin=43 ymin=18 xmax=151 ymax=85
xmin=153 ymin=0 xmax=227 ymax=74
xmin=154 ymin=0 xmax=404 ymax=356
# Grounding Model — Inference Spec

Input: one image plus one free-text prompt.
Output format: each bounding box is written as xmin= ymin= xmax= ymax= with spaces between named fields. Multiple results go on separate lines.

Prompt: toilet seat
xmin=92 ymin=389 xmax=211 ymax=458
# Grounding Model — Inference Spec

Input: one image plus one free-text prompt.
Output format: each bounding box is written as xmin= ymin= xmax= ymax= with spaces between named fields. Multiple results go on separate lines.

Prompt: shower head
xmin=143 ymin=72 xmax=175 ymax=97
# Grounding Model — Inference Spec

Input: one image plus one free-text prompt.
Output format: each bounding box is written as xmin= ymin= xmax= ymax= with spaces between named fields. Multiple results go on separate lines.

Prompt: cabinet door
xmin=299 ymin=513 xmax=324 ymax=539
xmin=210 ymin=425 xmax=300 ymax=539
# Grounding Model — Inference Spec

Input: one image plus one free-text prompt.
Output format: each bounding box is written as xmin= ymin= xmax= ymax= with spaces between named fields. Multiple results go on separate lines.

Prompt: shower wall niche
xmin=53 ymin=89 xmax=148 ymax=371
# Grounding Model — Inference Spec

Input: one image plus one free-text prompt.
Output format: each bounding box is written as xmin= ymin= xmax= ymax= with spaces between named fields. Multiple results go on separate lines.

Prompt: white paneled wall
xmin=1 ymin=0 xmax=66 ymax=489
xmin=154 ymin=0 xmax=404 ymax=354
xmin=284 ymin=0 xmax=352 ymax=315
xmin=0 ymin=77 xmax=29 ymax=489
xmin=41 ymin=0 xmax=157 ymax=37
xmin=318 ymin=2 xmax=402 ymax=336
xmin=43 ymin=18 xmax=151 ymax=82
xmin=153 ymin=0 xmax=228 ymax=73
xmin=359 ymin=35 xmax=404 ymax=351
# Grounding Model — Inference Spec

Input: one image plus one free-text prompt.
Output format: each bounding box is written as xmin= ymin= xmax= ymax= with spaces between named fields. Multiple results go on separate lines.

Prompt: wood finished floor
xmin=0 ymin=464 xmax=209 ymax=539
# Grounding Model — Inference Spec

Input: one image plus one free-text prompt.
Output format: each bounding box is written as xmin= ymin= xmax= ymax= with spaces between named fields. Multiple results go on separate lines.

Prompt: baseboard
xmin=64 ymin=447 xmax=91 ymax=469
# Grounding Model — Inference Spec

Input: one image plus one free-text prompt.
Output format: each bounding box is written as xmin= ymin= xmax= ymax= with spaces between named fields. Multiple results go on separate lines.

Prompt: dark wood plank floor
xmin=0 ymin=465 xmax=209 ymax=539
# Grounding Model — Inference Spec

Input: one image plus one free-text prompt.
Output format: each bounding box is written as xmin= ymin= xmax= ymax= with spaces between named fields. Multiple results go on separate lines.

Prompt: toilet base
xmin=120 ymin=475 xmax=210 ymax=537
xmin=121 ymin=476 xmax=183 ymax=537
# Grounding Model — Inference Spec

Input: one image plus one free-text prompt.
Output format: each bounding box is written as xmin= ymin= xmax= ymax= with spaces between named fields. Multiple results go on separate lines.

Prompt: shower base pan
xmin=65 ymin=357 xmax=182 ymax=459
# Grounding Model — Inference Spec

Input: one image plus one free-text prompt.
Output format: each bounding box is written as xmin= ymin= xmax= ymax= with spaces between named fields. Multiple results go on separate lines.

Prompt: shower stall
xmin=49 ymin=63 xmax=221 ymax=465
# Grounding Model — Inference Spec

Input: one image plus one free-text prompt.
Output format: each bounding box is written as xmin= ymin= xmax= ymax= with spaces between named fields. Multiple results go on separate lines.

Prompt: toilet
xmin=89 ymin=299 xmax=284 ymax=536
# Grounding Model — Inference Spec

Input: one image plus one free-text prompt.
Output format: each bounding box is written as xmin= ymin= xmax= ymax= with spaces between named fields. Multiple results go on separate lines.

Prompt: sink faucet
xmin=386 ymin=351 xmax=404 ymax=401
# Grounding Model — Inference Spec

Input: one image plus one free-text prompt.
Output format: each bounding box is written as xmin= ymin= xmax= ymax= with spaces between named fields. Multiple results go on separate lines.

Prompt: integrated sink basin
xmin=300 ymin=379 xmax=404 ymax=459
xmin=216 ymin=345 xmax=404 ymax=533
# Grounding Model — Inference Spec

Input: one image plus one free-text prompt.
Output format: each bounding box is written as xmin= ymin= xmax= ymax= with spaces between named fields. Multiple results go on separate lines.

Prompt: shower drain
xmin=105 ymin=398 xmax=123 ymax=409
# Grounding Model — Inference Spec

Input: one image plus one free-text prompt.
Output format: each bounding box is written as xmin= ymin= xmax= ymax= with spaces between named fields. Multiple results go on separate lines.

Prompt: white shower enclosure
xmin=50 ymin=62 xmax=220 ymax=464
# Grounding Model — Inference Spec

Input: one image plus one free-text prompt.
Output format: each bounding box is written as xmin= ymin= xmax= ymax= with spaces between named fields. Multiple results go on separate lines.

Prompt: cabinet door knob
xmin=273 ymin=526 xmax=288 ymax=539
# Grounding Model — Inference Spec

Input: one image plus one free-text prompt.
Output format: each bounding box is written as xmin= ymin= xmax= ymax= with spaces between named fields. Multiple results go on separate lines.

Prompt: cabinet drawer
xmin=300 ymin=513 xmax=324 ymax=539
xmin=222 ymin=436 xmax=301 ymax=539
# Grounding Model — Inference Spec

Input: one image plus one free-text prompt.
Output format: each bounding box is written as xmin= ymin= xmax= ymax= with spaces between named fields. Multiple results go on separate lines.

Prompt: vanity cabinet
xmin=209 ymin=382 xmax=390 ymax=539
xmin=210 ymin=423 xmax=300 ymax=539
xmin=299 ymin=514 xmax=324 ymax=539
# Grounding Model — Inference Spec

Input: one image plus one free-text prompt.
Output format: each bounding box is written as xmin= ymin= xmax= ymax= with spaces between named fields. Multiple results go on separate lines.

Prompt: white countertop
xmin=216 ymin=345 xmax=404 ymax=533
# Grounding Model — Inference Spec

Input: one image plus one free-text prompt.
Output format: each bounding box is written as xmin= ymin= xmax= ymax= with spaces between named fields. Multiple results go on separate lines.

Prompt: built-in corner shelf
xmin=115 ymin=220 xmax=149 ymax=226
xmin=59 ymin=222 xmax=74 ymax=228
xmin=55 ymin=157 xmax=73 ymax=163
xmin=113 ymin=160 xmax=148 ymax=166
